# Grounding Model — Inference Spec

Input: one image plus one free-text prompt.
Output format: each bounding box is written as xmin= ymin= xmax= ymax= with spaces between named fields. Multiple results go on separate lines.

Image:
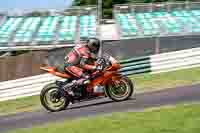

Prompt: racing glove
xmin=95 ymin=65 xmax=104 ymax=71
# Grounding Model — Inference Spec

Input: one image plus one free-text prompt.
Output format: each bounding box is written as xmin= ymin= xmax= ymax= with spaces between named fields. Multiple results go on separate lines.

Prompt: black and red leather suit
xmin=64 ymin=44 xmax=98 ymax=85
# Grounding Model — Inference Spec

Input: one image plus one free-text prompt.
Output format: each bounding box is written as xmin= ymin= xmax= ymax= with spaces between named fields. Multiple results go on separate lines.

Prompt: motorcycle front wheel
xmin=106 ymin=76 xmax=134 ymax=101
xmin=40 ymin=83 xmax=69 ymax=112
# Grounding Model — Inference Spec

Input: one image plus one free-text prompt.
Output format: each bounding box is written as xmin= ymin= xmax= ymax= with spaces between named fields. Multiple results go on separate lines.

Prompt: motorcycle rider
xmin=64 ymin=38 xmax=102 ymax=90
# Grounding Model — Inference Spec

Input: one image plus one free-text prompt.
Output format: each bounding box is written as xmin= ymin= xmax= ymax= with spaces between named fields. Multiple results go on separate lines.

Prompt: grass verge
xmin=132 ymin=67 xmax=200 ymax=93
xmin=8 ymin=103 xmax=200 ymax=133
xmin=0 ymin=96 xmax=40 ymax=116
xmin=1 ymin=67 xmax=200 ymax=116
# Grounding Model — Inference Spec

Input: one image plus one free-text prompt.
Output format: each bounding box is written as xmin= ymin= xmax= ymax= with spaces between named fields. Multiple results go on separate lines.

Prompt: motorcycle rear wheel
xmin=40 ymin=83 xmax=69 ymax=112
xmin=106 ymin=76 xmax=134 ymax=101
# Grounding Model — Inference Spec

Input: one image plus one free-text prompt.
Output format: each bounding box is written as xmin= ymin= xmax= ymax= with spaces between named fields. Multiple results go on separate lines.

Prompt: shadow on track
xmin=67 ymin=97 xmax=136 ymax=110
xmin=68 ymin=100 xmax=114 ymax=110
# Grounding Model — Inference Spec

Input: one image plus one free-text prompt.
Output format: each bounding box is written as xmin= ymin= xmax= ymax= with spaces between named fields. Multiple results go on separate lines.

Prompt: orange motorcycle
xmin=40 ymin=54 xmax=134 ymax=112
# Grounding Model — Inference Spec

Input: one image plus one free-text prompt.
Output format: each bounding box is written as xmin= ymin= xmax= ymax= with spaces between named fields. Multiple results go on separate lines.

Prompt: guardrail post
xmin=155 ymin=37 xmax=160 ymax=54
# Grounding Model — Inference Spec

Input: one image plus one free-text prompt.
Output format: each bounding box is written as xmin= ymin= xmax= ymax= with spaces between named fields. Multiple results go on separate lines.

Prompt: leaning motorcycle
xmin=40 ymin=54 xmax=134 ymax=112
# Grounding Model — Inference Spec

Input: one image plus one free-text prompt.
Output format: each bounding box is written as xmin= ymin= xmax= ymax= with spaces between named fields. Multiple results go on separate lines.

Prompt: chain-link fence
xmin=2 ymin=2 xmax=200 ymax=81
xmin=0 ymin=51 xmax=48 ymax=81
xmin=103 ymin=35 xmax=200 ymax=60
xmin=2 ymin=34 xmax=200 ymax=82
xmin=111 ymin=2 xmax=200 ymax=60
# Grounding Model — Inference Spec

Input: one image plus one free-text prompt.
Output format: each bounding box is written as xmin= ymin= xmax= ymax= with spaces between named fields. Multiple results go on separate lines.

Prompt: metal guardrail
xmin=120 ymin=47 xmax=200 ymax=75
xmin=1 ymin=47 xmax=200 ymax=101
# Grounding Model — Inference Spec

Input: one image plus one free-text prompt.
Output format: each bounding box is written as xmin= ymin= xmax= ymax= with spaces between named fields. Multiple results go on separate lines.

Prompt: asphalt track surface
xmin=1 ymin=84 xmax=200 ymax=133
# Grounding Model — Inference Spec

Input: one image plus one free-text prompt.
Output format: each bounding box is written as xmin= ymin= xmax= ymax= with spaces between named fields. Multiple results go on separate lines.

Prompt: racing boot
xmin=63 ymin=80 xmax=77 ymax=95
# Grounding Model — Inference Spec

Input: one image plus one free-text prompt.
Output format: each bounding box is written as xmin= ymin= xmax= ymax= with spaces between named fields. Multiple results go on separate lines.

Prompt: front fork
xmin=103 ymin=73 xmax=123 ymax=96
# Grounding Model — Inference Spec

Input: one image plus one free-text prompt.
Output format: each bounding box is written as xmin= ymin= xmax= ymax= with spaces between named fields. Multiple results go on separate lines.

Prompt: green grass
xmin=1 ymin=67 xmax=200 ymax=116
xmin=0 ymin=95 xmax=40 ymax=116
xmin=132 ymin=67 xmax=200 ymax=93
xmin=8 ymin=103 xmax=200 ymax=133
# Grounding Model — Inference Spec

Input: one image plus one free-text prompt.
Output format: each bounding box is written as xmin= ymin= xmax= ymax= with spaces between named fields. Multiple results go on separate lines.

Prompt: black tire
xmin=40 ymin=83 xmax=69 ymax=112
xmin=106 ymin=76 xmax=134 ymax=101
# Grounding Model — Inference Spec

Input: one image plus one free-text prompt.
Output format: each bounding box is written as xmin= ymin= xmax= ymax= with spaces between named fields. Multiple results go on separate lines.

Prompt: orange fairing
xmin=40 ymin=66 xmax=55 ymax=72
xmin=107 ymin=63 xmax=121 ymax=71
xmin=40 ymin=66 xmax=71 ymax=78
xmin=86 ymin=71 xmax=121 ymax=93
